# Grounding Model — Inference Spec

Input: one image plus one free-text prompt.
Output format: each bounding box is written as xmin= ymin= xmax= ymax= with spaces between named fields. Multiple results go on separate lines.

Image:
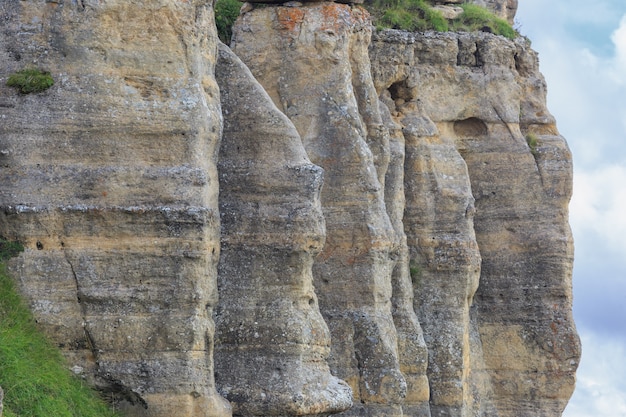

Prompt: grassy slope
xmin=0 ymin=264 xmax=119 ymax=417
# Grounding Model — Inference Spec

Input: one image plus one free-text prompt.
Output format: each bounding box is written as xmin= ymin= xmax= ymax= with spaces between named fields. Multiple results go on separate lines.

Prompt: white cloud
xmin=570 ymin=165 xmax=626 ymax=258
xmin=610 ymin=16 xmax=626 ymax=83
xmin=564 ymin=329 xmax=626 ymax=417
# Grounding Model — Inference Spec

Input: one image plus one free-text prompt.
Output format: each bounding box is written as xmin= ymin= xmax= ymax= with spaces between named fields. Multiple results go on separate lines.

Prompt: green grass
xmin=215 ymin=0 xmax=241 ymax=44
xmin=451 ymin=4 xmax=517 ymax=39
xmin=526 ymin=132 xmax=539 ymax=156
xmin=369 ymin=0 xmax=449 ymax=32
xmin=0 ymin=262 xmax=120 ymax=417
xmin=6 ymin=68 xmax=54 ymax=94
xmin=366 ymin=1 xmax=517 ymax=39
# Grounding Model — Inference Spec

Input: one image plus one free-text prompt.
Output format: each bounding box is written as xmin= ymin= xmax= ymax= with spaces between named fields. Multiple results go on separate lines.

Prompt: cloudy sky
xmin=516 ymin=1 xmax=626 ymax=415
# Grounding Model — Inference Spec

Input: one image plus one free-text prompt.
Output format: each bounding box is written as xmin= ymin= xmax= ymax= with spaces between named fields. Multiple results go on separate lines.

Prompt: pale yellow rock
xmin=370 ymin=29 xmax=580 ymax=417
xmin=230 ymin=4 xmax=421 ymax=416
xmin=0 ymin=1 xmax=229 ymax=416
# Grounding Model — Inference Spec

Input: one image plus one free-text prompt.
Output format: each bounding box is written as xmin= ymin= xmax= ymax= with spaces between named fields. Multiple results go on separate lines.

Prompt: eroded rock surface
xmin=0 ymin=2 xmax=229 ymax=416
xmin=370 ymin=29 xmax=580 ymax=417
xmin=1 ymin=2 xmax=578 ymax=417
xmin=230 ymin=4 xmax=430 ymax=416
xmin=214 ymin=42 xmax=353 ymax=416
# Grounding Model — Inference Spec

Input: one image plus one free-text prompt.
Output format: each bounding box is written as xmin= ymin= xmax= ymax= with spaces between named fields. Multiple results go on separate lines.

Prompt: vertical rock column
xmin=231 ymin=4 xmax=407 ymax=416
xmin=0 ymin=2 xmax=230 ymax=416
xmin=214 ymin=43 xmax=353 ymax=417
xmin=379 ymin=101 xmax=432 ymax=417
xmin=371 ymin=32 xmax=483 ymax=417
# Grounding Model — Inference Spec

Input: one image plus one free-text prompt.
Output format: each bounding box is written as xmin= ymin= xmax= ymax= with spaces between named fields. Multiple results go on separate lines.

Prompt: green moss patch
xmin=6 ymin=68 xmax=54 ymax=94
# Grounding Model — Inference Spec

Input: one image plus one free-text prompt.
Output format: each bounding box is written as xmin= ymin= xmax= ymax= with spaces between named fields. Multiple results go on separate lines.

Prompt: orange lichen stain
xmin=276 ymin=7 xmax=305 ymax=32
xmin=319 ymin=3 xmax=352 ymax=33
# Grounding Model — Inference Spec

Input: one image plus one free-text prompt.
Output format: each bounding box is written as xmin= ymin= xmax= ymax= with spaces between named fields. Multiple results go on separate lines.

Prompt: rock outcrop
xmin=369 ymin=29 xmax=579 ymax=416
xmin=0 ymin=1 xmax=578 ymax=417
xmin=214 ymin=42 xmax=353 ymax=416
xmin=0 ymin=1 xmax=229 ymax=416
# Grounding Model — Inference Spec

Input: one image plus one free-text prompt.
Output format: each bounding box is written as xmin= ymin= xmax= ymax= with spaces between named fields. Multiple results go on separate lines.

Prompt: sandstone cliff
xmin=0 ymin=1 xmax=579 ymax=417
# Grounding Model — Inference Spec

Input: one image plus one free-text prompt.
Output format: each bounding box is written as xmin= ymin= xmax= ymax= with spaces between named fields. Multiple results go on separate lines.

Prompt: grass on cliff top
xmin=213 ymin=0 xmax=517 ymax=41
xmin=0 ymin=262 xmax=119 ymax=417
xmin=450 ymin=4 xmax=517 ymax=39
xmin=369 ymin=0 xmax=449 ymax=32
xmin=369 ymin=0 xmax=517 ymax=39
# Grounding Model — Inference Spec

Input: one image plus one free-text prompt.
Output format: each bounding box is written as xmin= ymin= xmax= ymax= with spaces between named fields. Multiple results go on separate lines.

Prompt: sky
xmin=516 ymin=1 xmax=626 ymax=416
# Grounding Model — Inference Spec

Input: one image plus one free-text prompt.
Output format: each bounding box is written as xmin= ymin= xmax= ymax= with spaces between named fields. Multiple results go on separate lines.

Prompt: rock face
xmin=214 ymin=42 xmax=353 ymax=416
xmin=230 ymin=4 xmax=431 ymax=416
xmin=369 ymin=29 xmax=579 ymax=416
xmin=1 ymin=2 xmax=578 ymax=417
xmin=0 ymin=1 xmax=229 ymax=416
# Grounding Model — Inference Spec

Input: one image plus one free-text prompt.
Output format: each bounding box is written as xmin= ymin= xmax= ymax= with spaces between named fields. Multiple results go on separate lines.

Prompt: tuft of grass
xmin=526 ymin=132 xmax=539 ymax=156
xmin=0 ymin=238 xmax=24 ymax=262
xmin=370 ymin=0 xmax=449 ymax=32
xmin=215 ymin=0 xmax=241 ymax=44
xmin=409 ymin=260 xmax=422 ymax=286
xmin=6 ymin=68 xmax=54 ymax=94
xmin=451 ymin=4 xmax=517 ymax=39
xmin=0 ymin=264 xmax=120 ymax=417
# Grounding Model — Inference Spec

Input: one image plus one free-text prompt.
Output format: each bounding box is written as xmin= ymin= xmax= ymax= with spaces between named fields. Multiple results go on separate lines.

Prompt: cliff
xmin=0 ymin=1 xmax=579 ymax=417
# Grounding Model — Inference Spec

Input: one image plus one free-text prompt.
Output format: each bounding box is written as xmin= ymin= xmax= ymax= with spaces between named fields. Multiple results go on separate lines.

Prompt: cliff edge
xmin=0 ymin=1 xmax=579 ymax=417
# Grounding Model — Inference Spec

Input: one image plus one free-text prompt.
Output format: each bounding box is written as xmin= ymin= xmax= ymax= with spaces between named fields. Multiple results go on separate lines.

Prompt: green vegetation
xmin=409 ymin=260 xmax=422 ymax=286
xmin=6 ymin=68 xmax=54 ymax=94
xmin=212 ymin=1 xmax=518 ymax=44
xmin=215 ymin=0 xmax=242 ymax=44
xmin=0 ymin=238 xmax=24 ymax=262
xmin=450 ymin=4 xmax=517 ymax=39
xmin=370 ymin=0 xmax=448 ymax=32
xmin=526 ymin=132 xmax=539 ymax=156
xmin=0 ymin=251 xmax=119 ymax=417
xmin=367 ymin=0 xmax=517 ymax=39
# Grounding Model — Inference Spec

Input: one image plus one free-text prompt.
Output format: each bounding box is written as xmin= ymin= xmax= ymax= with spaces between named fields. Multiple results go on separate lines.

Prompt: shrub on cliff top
xmin=0 ymin=262 xmax=119 ymax=417
xmin=215 ymin=0 xmax=241 ymax=44
xmin=6 ymin=68 xmax=53 ymax=94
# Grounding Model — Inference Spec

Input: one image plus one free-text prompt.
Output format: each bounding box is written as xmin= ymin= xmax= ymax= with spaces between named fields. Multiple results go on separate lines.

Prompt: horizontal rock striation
xmin=0 ymin=1 xmax=229 ymax=416
xmin=1 ymin=2 xmax=578 ymax=417
xmin=370 ymin=29 xmax=580 ymax=416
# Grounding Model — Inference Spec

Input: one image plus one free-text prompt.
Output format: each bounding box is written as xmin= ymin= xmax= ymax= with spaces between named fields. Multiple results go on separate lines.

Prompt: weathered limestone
xmin=230 ymin=4 xmax=431 ymax=415
xmin=214 ymin=42 xmax=353 ymax=416
xmin=0 ymin=1 xmax=229 ymax=416
xmin=372 ymin=34 xmax=483 ymax=416
xmin=1 ymin=1 xmax=579 ymax=416
xmin=370 ymin=29 xmax=580 ymax=417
